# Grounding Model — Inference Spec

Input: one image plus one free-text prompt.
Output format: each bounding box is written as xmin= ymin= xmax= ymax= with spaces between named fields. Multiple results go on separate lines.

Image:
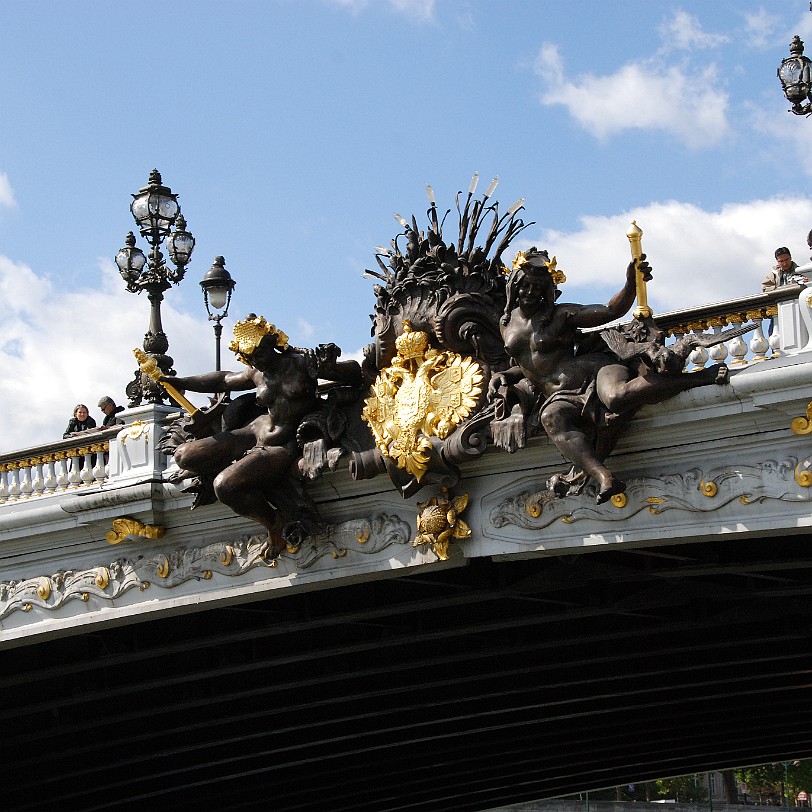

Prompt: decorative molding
xmin=791 ymin=401 xmax=812 ymax=435
xmin=0 ymin=513 xmax=411 ymax=621
xmin=489 ymin=457 xmax=812 ymax=532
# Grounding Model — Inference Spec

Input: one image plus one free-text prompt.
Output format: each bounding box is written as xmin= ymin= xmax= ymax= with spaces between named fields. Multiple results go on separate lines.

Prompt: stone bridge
xmin=1 ymin=287 xmax=811 ymax=811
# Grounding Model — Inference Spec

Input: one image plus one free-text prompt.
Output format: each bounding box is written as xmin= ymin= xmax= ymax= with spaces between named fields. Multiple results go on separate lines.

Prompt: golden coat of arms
xmin=362 ymin=321 xmax=485 ymax=481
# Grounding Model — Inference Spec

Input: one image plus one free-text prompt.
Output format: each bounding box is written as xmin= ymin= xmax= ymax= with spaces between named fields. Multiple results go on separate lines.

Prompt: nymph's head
xmin=229 ymin=314 xmax=289 ymax=368
xmin=503 ymin=248 xmax=565 ymax=323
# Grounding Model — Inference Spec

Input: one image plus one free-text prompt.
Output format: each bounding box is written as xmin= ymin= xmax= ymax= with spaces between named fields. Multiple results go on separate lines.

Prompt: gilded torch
xmin=626 ymin=220 xmax=652 ymax=319
xmin=133 ymin=348 xmax=199 ymax=416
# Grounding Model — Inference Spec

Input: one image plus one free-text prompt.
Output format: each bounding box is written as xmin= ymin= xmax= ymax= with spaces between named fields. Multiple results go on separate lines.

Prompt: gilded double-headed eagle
xmin=362 ymin=321 xmax=484 ymax=480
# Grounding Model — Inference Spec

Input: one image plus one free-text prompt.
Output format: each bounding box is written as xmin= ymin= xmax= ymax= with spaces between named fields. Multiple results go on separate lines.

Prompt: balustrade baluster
xmin=42 ymin=455 xmax=57 ymax=493
xmin=0 ymin=465 xmax=9 ymax=502
xmin=18 ymin=463 xmax=33 ymax=498
xmin=67 ymin=453 xmax=82 ymax=488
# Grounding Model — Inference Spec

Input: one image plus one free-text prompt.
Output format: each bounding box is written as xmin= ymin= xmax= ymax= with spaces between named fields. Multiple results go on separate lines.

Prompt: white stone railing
xmin=0 ymin=428 xmax=121 ymax=503
xmin=652 ymin=283 xmax=808 ymax=370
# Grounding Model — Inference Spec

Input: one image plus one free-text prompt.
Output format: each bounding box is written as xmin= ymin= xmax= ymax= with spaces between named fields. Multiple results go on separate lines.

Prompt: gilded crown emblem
xmin=228 ymin=315 xmax=289 ymax=364
xmin=394 ymin=320 xmax=429 ymax=360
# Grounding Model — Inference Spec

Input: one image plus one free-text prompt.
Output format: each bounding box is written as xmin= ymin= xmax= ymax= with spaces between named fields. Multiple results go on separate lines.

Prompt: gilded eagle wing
xmin=424 ymin=354 xmax=485 ymax=438
xmin=362 ymin=368 xmax=402 ymax=451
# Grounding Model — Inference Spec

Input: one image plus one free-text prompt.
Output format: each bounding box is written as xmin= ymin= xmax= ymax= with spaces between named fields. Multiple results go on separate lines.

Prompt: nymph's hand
xmin=628 ymin=252 xmax=652 ymax=282
xmin=315 ymin=343 xmax=340 ymax=365
xmin=488 ymin=372 xmax=508 ymax=399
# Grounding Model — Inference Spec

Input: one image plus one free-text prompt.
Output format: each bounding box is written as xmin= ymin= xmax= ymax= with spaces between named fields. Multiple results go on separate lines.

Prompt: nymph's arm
xmin=162 ymin=368 xmax=256 ymax=393
xmin=571 ymin=255 xmax=651 ymax=328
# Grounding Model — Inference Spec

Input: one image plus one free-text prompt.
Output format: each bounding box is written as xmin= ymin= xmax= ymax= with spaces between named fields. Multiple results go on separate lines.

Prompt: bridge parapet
xmin=1 ymin=288 xmax=811 ymax=645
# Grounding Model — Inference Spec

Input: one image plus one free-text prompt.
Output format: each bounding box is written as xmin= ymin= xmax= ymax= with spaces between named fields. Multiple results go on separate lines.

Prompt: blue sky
xmin=2 ymin=0 xmax=812 ymax=450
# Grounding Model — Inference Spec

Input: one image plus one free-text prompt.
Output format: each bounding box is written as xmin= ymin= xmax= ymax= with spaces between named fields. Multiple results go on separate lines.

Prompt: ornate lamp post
xmin=115 ymin=170 xmax=195 ymax=405
xmin=200 ymin=256 xmax=236 ymax=371
xmin=778 ymin=35 xmax=812 ymax=116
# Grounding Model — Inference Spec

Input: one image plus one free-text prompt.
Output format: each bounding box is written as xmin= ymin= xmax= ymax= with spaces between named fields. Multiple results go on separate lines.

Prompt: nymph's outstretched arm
xmin=162 ymin=368 xmax=256 ymax=394
xmin=571 ymin=255 xmax=652 ymax=329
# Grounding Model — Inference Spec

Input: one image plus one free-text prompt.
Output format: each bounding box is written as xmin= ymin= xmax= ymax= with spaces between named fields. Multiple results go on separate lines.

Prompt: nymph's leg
xmin=174 ymin=431 xmax=254 ymax=477
xmin=597 ymin=363 xmax=728 ymax=415
xmin=212 ymin=447 xmax=297 ymax=558
xmin=538 ymin=403 xmax=625 ymax=504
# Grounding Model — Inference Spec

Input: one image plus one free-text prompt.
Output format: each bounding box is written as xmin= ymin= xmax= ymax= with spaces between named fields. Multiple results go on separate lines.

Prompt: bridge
xmin=1 ymin=285 xmax=812 ymax=811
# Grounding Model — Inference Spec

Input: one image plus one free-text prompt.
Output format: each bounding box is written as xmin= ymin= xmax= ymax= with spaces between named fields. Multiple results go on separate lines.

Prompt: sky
xmin=2 ymin=0 xmax=812 ymax=451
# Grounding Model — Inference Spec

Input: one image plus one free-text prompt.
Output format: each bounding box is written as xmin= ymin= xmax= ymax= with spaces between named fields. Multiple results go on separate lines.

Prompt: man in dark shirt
xmin=98 ymin=396 xmax=125 ymax=427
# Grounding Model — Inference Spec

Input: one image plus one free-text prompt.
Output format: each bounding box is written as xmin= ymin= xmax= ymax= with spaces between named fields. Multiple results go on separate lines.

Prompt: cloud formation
xmin=0 ymin=257 xmax=214 ymax=452
xmin=659 ymin=10 xmax=729 ymax=50
xmin=534 ymin=43 xmax=729 ymax=148
xmin=326 ymin=0 xmax=435 ymax=20
xmin=521 ymin=195 xmax=812 ymax=314
xmin=0 ymin=173 xmax=16 ymax=209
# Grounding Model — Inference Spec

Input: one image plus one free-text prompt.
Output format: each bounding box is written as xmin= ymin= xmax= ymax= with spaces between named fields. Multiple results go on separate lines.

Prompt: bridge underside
xmin=3 ymin=530 xmax=812 ymax=811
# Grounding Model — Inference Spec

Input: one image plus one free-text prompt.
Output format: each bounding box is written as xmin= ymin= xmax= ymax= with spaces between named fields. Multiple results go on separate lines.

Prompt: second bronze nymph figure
xmin=489 ymin=248 xmax=731 ymax=503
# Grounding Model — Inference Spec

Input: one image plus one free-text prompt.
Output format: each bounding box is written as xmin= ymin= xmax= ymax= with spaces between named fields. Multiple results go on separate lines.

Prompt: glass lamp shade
xmin=115 ymin=232 xmax=147 ymax=279
xmin=200 ymin=256 xmax=235 ymax=314
xmin=130 ymin=169 xmax=180 ymax=241
xmin=208 ymin=286 xmax=230 ymax=310
xmin=778 ymin=37 xmax=812 ymax=107
xmin=166 ymin=215 xmax=195 ymax=267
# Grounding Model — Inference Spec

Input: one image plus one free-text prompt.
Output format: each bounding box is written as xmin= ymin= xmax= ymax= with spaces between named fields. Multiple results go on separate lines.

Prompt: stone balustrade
xmin=0 ymin=427 xmax=120 ymax=503
xmin=652 ymin=283 xmax=808 ymax=369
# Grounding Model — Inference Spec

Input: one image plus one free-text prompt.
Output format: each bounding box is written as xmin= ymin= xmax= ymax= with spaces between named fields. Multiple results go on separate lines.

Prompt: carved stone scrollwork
xmin=0 ymin=514 xmax=412 ymax=621
xmin=488 ymin=458 xmax=812 ymax=534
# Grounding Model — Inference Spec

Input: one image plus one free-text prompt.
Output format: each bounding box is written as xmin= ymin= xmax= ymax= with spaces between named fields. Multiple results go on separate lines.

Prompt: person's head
xmin=229 ymin=314 xmax=289 ymax=368
xmin=73 ymin=404 xmax=90 ymax=420
xmin=98 ymin=396 xmax=116 ymax=415
xmin=775 ymin=247 xmax=793 ymax=270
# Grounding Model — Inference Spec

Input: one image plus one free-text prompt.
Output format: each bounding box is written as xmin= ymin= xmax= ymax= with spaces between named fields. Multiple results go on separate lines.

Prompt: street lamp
xmin=115 ymin=170 xmax=195 ymax=405
xmin=200 ymin=256 xmax=236 ymax=371
xmin=778 ymin=35 xmax=812 ymax=116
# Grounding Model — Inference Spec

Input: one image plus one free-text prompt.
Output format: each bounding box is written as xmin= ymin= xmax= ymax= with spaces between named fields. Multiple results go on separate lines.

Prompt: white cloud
xmin=389 ymin=0 xmax=435 ymax=22
xmin=0 ymin=257 xmax=215 ymax=452
xmin=325 ymin=0 xmax=435 ymax=20
xmin=0 ymin=173 xmax=17 ymax=209
xmin=516 ymin=196 xmax=812 ymax=315
xmin=534 ymin=43 xmax=729 ymax=149
xmin=743 ymin=8 xmax=781 ymax=49
xmin=659 ymin=10 xmax=729 ymax=50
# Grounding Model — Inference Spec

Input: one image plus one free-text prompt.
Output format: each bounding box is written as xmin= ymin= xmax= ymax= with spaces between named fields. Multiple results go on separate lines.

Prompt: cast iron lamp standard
xmin=115 ymin=170 xmax=195 ymax=405
xmin=778 ymin=35 xmax=812 ymax=116
xmin=200 ymin=255 xmax=236 ymax=371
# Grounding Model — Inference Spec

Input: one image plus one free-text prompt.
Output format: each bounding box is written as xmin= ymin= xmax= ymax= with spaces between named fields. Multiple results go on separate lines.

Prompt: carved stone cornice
xmin=0 ymin=513 xmax=411 ymax=621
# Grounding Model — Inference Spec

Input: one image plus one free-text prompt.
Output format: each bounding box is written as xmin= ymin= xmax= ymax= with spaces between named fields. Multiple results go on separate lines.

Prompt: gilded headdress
xmin=510 ymin=248 xmax=566 ymax=286
xmin=228 ymin=314 xmax=289 ymax=364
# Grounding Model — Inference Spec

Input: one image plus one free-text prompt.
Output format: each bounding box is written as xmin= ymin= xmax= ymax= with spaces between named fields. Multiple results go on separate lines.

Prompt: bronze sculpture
xmin=158 ymin=314 xmax=364 ymax=558
xmin=489 ymin=248 xmax=739 ymax=503
xmin=149 ymin=179 xmax=753 ymax=551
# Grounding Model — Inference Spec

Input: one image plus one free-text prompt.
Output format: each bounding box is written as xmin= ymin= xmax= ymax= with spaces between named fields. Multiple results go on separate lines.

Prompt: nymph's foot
xmin=258 ymin=536 xmax=286 ymax=561
xmin=595 ymin=473 xmax=626 ymax=504
xmin=693 ymin=363 xmax=729 ymax=386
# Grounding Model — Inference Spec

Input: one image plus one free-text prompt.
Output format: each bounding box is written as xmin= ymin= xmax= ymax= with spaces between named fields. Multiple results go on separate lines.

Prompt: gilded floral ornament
xmin=106 ymin=517 xmax=166 ymax=545
xmin=412 ymin=488 xmax=472 ymax=560
xmin=362 ymin=321 xmax=484 ymax=481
